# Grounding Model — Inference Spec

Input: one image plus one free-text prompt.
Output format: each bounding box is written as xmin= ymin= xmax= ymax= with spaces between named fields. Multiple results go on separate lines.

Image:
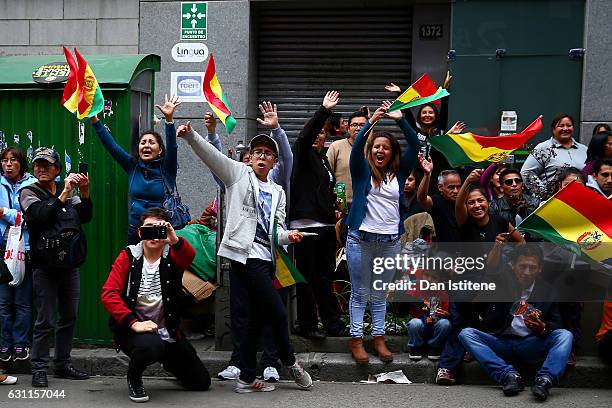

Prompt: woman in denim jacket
xmin=90 ymin=95 xmax=181 ymax=244
xmin=345 ymin=101 xmax=419 ymax=363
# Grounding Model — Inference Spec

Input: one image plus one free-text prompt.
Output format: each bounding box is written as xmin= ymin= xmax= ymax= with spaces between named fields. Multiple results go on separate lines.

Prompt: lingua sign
xmin=181 ymin=2 xmax=207 ymax=40
xmin=172 ymin=43 xmax=209 ymax=63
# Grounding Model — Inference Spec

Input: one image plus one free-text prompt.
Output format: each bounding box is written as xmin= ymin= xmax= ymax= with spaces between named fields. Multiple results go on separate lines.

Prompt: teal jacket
xmin=0 ymin=173 xmax=37 ymax=250
xmin=345 ymin=117 xmax=419 ymax=235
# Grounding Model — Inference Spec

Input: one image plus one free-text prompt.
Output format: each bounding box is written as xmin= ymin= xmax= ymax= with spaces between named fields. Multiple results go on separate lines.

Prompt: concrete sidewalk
xmin=2 ymin=337 xmax=610 ymax=388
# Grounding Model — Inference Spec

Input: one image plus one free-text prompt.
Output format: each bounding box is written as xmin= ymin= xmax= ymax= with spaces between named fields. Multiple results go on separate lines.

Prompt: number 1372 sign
xmin=181 ymin=2 xmax=207 ymax=40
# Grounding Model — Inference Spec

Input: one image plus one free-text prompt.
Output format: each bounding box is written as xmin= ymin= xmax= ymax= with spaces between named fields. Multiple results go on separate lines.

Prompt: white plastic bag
xmin=5 ymin=212 xmax=25 ymax=287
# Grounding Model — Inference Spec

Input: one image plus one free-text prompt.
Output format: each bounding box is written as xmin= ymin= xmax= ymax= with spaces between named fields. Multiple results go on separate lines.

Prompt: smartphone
xmin=300 ymin=232 xmax=319 ymax=237
xmin=78 ymin=162 xmax=88 ymax=174
xmin=140 ymin=225 xmax=167 ymax=240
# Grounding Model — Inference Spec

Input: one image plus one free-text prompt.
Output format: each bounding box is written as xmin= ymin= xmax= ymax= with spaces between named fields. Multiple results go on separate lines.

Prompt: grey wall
xmin=0 ymin=0 xmax=139 ymax=55
xmin=581 ymin=0 xmax=612 ymax=145
xmin=139 ymin=0 xmax=250 ymax=216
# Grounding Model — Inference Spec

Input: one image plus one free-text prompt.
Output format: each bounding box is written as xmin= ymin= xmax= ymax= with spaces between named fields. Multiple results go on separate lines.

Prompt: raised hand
xmin=204 ymin=112 xmax=217 ymax=134
xmin=382 ymin=100 xmax=402 ymax=121
xmin=176 ymin=121 xmax=193 ymax=138
xmin=369 ymin=105 xmax=387 ymax=124
xmin=466 ymin=169 xmax=484 ymax=184
xmin=155 ymin=94 xmax=182 ymax=121
xmin=256 ymin=101 xmax=279 ymax=129
xmin=418 ymin=153 xmax=433 ymax=174
xmin=385 ymin=82 xmax=401 ymax=93
xmin=442 ymin=71 xmax=452 ymax=89
xmin=322 ymin=90 xmax=340 ymax=110
xmin=447 ymin=121 xmax=466 ymax=134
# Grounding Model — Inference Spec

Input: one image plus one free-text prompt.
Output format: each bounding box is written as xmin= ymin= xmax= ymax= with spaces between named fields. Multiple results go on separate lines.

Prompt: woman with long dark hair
xmin=345 ymin=101 xmax=419 ymax=363
xmin=90 ymin=95 xmax=182 ymax=244
xmin=583 ymin=131 xmax=612 ymax=178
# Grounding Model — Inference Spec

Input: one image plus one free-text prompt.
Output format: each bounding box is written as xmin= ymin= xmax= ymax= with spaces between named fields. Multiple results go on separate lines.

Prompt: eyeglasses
xmin=349 ymin=122 xmax=366 ymax=129
xmin=251 ymin=149 xmax=276 ymax=160
xmin=0 ymin=158 xmax=18 ymax=164
xmin=503 ymin=178 xmax=523 ymax=186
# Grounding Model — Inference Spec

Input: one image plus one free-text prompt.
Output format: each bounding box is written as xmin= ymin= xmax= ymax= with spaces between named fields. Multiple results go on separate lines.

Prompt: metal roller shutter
xmin=255 ymin=3 xmax=413 ymax=141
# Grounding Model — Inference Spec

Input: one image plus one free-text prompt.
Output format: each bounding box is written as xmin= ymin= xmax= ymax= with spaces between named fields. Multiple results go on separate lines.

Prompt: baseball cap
xmin=249 ymin=134 xmax=279 ymax=156
xmin=32 ymin=147 xmax=60 ymax=164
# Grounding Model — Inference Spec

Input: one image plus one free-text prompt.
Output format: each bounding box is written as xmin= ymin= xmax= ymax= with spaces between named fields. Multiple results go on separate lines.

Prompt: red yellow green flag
xmin=518 ymin=181 xmax=612 ymax=265
xmin=387 ymin=74 xmax=450 ymax=113
xmin=60 ymin=47 xmax=104 ymax=121
xmin=74 ymin=48 xmax=104 ymax=120
xmin=203 ymin=54 xmax=237 ymax=133
xmin=429 ymin=116 xmax=543 ymax=167
xmin=273 ymin=222 xmax=307 ymax=288
xmin=60 ymin=47 xmax=79 ymax=114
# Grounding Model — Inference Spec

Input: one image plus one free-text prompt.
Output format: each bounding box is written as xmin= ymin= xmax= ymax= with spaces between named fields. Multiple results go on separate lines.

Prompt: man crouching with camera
xmin=101 ymin=208 xmax=211 ymax=403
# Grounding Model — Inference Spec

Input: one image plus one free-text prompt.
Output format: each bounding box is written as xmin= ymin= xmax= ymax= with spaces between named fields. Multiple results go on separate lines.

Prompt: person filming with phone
xmin=101 ymin=207 xmax=211 ymax=402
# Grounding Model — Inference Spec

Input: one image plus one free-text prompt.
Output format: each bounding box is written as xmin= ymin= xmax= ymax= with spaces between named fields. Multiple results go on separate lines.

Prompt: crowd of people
xmin=0 ymin=79 xmax=610 ymax=403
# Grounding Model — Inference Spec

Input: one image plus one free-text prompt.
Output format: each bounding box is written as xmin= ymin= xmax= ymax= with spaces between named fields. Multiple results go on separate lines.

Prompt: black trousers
xmin=229 ymin=277 xmax=288 ymax=370
xmin=293 ymin=226 xmax=344 ymax=334
xmin=230 ymin=259 xmax=295 ymax=383
xmin=122 ymin=332 xmax=211 ymax=391
xmin=599 ymin=330 xmax=612 ymax=365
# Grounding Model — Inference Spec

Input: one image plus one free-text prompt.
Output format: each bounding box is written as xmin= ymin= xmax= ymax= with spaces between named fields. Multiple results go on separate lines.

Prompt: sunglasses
xmin=503 ymin=177 xmax=523 ymax=186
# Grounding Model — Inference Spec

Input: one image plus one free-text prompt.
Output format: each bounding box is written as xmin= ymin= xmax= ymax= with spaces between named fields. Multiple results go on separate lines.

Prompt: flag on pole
xmin=60 ymin=47 xmax=104 ymax=121
xmin=387 ymin=74 xmax=450 ymax=112
xmin=273 ymin=222 xmax=306 ymax=288
xmin=429 ymin=116 xmax=543 ymax=167
xmin=518 ymin=181 xmax=612 ymax=265
xmin=203 ymin=54 xmax=237 ymax=133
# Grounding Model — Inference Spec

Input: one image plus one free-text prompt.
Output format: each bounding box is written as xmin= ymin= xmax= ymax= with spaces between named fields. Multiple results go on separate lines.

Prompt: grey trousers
xmin=31 ymin=267 xmax=80 ymax=372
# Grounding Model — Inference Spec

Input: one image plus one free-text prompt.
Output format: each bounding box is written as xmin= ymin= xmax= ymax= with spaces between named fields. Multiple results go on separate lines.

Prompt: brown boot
xmin=348 ymin=337 xmax=369 ymax=363
xmin=372 ymin=336 xmax=393 ymax=362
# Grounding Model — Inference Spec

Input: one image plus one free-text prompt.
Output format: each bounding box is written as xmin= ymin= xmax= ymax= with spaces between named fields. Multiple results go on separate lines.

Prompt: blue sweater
xmin=0 ymin=173 xmax=37 ymax=250
xmin=345 ymin=117 xmax=419 ymax=235
xmin=92 ymin=120 xmax=178 ymax=227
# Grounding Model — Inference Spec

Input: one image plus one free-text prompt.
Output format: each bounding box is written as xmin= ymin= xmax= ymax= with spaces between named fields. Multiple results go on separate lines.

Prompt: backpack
xmin=25 ymin=183 xmax=87 ymax=269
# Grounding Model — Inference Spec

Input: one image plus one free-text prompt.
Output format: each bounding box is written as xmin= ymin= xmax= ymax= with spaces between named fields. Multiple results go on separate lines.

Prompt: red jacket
xmin=101 ymin=238 xmax=195 ymax=330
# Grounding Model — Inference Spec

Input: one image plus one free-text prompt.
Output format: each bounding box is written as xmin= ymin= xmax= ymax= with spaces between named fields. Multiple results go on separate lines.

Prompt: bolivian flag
xmin=387 ymin=74 xmax=450 ymax=113
xmin=430 ymin=116 xmax=543 ymax=167
xmin=273 ymin=222 xmax=307 ymax=288
xmin=203 ymin=54 xmax=237 ymax=133
xmin=60 ymin=47 xmax=104 ymax=121
xmin=518 ymin=181 xmax=612 ymax=265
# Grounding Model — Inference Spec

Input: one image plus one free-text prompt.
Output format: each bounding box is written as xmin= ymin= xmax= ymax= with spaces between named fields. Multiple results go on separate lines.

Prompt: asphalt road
xmin=0 ymin=376 xmax=609 ymax=407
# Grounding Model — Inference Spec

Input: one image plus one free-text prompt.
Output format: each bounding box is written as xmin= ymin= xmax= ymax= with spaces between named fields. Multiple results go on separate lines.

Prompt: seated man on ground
xmin=459 ymin=245 xmax=572 ymax=402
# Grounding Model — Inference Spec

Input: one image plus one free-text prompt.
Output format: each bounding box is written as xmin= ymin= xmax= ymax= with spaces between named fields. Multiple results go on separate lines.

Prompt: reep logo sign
xmin=172 ymin=43 xmax=209 ymax=63
xmin=177 ymin=76 xmax=201 ymax=96
xmin=171 ymin=72 xmax=205 ymax=102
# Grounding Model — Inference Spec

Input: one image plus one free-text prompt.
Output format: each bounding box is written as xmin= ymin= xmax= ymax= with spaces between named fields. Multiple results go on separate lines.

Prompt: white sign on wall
xmin=171 ymin=72 xmax=205 ymax=102
xmin=171 ymin=43 xmax=209 ymax=63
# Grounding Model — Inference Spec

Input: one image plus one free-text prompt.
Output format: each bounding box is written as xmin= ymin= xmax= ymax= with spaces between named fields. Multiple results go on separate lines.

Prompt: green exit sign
xmin=181 ymin=2 xmax=207 ymax=40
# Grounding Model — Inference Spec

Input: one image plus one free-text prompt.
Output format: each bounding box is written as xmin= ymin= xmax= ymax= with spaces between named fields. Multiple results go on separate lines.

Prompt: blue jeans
xmin=346 ymin=229 xmax=399 ymax=337
xmin=407 ymin=318 xmax=452 ymax=349
xmin=459 ymin=328 xmax=573 ymax=385
xmin=0 ymin=261 xmax=32 ymax=348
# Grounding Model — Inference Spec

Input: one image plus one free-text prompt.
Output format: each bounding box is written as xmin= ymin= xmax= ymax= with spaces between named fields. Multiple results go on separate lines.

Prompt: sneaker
xmin=12 ymin=346 xmax=29 ymax=361
xmin=427 ymin=347 xmax=441 ymax=360
xmin=531 ymin=376 xmax=553 ymax=402
xmin=263 ymin=367 xmax=280 ymax=382
xmin=127 ymin=375 xmax=149 ymax=403
xmin=501 ymin=372 xmax=524 ymax=397
xmin=289 ymin=362 xmax=313 ymax=389
xmin=235 ymin=379 xmax=275 ymax=393
xmin=0 ymin=374 xmax=17 ymax=385
xmin=53 ymin=365 xmax=89 ymax=380
xmin=408 ymin=347 xmax=423 ymax=361
xmin=31 ymin=371 xmax=48 ymax=388
xmin=218 ymin=365 xmax=241 ymax=381
xmin=0 ymin=347 xmax=11 ymax=362
xmin=436 ymin=368 xmax=456 ymax=385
